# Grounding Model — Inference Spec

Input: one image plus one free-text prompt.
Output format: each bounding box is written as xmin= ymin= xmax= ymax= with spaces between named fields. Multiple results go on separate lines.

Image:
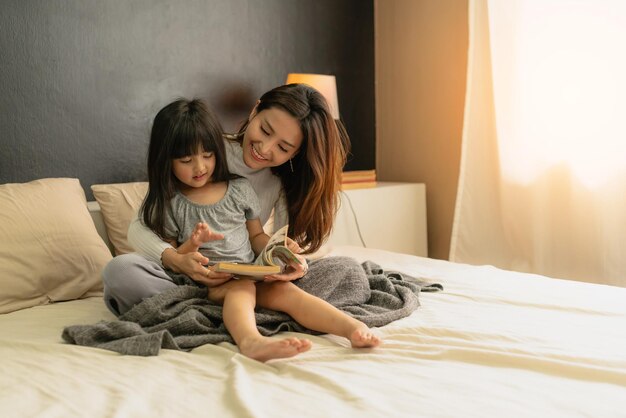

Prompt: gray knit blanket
xmin=62 ymin=257 xmax=442 ymax=356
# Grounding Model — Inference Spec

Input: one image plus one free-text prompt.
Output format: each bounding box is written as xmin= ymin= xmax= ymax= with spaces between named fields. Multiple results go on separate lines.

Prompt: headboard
xmin=88 ymin=202 xmax=114 ymax=255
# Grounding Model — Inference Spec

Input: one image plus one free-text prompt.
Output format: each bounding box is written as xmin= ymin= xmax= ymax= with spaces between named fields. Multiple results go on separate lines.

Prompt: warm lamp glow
xmin=286 ymin=73 xmax=340 ymax=119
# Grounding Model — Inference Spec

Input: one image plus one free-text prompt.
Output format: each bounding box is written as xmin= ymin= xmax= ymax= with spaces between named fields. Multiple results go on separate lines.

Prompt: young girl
xmin=135 ymin=98 xmax=379 ymax=362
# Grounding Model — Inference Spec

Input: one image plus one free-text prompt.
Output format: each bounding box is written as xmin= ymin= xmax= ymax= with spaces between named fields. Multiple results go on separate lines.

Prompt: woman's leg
xmin=101 ymin=253 xmax=177 ymax=316
xmin=256 ymin=281 xmax=381 ymax=348
xmin=294 ymin=256 xmax=370 ymax=306
xmin=208 ymin=279 xmax=311 ymax=362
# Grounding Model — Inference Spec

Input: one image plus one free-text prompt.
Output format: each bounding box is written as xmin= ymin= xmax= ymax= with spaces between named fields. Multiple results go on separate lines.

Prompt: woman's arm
xmin=128 ymin=215 xmax=231 ymax=286
xmin=127 ymin=214 xmax=203 ymax=273
xmin=272 ymin=191 xmax=289 ymax=232
xmin=127 ymin=215 xmax=172 ymax=264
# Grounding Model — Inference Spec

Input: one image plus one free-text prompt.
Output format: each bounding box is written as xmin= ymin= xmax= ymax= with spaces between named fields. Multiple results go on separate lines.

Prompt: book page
xmin=255 ymin=224 xmax=302 ymax=267
xmin=214 ymin=225 xmax=300 ymax=278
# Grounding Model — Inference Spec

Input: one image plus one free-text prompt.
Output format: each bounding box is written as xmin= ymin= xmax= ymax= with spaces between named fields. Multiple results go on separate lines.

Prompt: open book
xmin=213 ymin=225 xmax=302 ymax=278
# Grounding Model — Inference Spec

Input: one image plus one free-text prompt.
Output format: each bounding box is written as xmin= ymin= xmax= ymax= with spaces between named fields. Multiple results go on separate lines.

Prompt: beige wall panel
xmin=375 ymin=0 xmax=468 ymax=259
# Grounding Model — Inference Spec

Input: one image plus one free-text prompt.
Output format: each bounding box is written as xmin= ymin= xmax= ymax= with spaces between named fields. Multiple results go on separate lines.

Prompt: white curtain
xmin=450 ymin=0 xmax=626 ymax=286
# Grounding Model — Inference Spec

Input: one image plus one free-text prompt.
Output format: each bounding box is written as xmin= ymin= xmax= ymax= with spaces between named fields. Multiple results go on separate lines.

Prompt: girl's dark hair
xmin=236 ymin=83 xmax=351 ymax=253
xmin=141 ymin=98 xmax=234 ymax=239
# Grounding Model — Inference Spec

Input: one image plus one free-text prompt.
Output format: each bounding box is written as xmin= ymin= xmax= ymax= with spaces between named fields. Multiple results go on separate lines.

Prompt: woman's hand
xmin=263 ymin=253 xmax=309 ymax=282
xmin=161 ymin=248 xmax=232 ymax=287
xmin=194 ymin=265 xmax=233 ymax=288
xmin=284 ymin=237 xmax=302 ymax=254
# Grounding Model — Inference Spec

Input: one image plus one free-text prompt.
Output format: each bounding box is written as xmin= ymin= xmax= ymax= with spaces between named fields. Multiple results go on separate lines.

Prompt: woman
xmin=102 ymin=83 xmax=350 ymax=315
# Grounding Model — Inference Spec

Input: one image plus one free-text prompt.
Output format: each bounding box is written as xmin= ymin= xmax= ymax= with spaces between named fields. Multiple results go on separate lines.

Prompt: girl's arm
xmin=246 ymin=218 xmax=270 ymax=256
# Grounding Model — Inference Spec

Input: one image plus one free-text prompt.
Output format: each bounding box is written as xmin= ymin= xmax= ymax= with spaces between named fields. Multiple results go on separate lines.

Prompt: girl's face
xmin=242 ymin=107 xmax=303 ymax=170
xmin=172 ymin=147 xmax=216 ymax=190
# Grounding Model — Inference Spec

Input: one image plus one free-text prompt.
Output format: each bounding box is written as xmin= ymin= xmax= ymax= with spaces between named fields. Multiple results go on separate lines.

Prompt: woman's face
xmin=242 ymin=107 xmax=303 ymax=170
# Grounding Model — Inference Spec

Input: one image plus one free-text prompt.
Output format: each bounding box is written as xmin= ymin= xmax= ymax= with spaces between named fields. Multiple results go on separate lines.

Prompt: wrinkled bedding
xmin=1 ymin=246 xmax=625 ymax=418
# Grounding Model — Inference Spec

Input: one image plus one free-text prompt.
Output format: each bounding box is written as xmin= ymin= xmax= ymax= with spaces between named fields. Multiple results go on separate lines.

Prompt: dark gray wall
xmin=0 ymin=0 xmax=374 ymax=199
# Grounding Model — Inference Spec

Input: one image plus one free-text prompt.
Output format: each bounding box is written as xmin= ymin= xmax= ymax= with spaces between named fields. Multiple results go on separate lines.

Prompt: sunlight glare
xmin=488 ymin=0 xmax=626 ymax=187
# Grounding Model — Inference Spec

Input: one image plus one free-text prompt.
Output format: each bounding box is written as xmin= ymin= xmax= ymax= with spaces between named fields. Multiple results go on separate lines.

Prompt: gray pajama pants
xmin=102 ymin=253 xmax=179 ymax=316
xmin=102 ymin=253 xmax=371 ymax=317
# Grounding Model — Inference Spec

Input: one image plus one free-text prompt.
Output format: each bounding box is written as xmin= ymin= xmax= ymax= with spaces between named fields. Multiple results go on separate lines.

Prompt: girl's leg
xmin=102 ymin=253 xmax=177 ymax=316
xmin=256 ymin=282 xmax=381 ymax=348
xmin=210 ymin=279 xmax=311 ymax=362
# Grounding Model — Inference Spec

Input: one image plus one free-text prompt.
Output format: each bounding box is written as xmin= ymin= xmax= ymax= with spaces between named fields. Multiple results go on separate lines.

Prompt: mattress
xmin=1 ymin=246 xmax=625 ymax=417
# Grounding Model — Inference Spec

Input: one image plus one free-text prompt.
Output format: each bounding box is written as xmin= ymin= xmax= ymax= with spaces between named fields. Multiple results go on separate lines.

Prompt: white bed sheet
xmin=1 ymin=246 xmax=625 ymax=418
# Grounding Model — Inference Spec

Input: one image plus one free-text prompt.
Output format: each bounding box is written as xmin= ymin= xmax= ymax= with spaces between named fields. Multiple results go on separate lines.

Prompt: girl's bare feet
xmin=239 ymin=336 xmax=312 ymax=362
xmin=349 ymin=326 xmax=382 ymax=348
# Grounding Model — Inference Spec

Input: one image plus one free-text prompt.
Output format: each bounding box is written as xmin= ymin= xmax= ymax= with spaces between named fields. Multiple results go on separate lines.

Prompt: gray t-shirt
xmin=163 ymin=177 xmax=260 ymax=263
xmin=127 ymin=137 xmax=289 ymax=264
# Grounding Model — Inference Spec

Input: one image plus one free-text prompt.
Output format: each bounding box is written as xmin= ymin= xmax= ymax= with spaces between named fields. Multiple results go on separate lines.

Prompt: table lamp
xmin=285 ymin=73 xmax=340 ymax=120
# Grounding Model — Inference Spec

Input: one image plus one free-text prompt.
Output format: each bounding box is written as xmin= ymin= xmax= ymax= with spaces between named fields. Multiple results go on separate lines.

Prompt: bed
xmin=1 ymin=178 xmax=625 ymax=417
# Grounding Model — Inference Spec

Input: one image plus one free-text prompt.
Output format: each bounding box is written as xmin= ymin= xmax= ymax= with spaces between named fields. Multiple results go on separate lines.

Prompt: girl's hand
xmin=263 ymin=253 xmax=309 ymax=282
xmin=161 ymin=248 xmax=232 ymax=287
xmin=190 ymin=222 xmax=224 ymax=247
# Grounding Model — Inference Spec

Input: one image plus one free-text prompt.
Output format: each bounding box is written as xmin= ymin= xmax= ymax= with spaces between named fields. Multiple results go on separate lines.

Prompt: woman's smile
xmin=250 ymin=143 xmax=269 ymax=162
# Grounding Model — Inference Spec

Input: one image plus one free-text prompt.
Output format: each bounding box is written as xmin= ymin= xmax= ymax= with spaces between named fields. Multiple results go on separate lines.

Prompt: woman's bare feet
xmin=349 ymin=326 xmax=382 ymax=348
xmin=239 ymin=336 xmax=312 ymax=362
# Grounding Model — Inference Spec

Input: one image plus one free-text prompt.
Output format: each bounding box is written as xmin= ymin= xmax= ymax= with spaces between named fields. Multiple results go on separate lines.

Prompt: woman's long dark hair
xmin=236 ymin=83 xmax=351 ymax=253
xmin=141 ymin=98 xmax=235 ymax=240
